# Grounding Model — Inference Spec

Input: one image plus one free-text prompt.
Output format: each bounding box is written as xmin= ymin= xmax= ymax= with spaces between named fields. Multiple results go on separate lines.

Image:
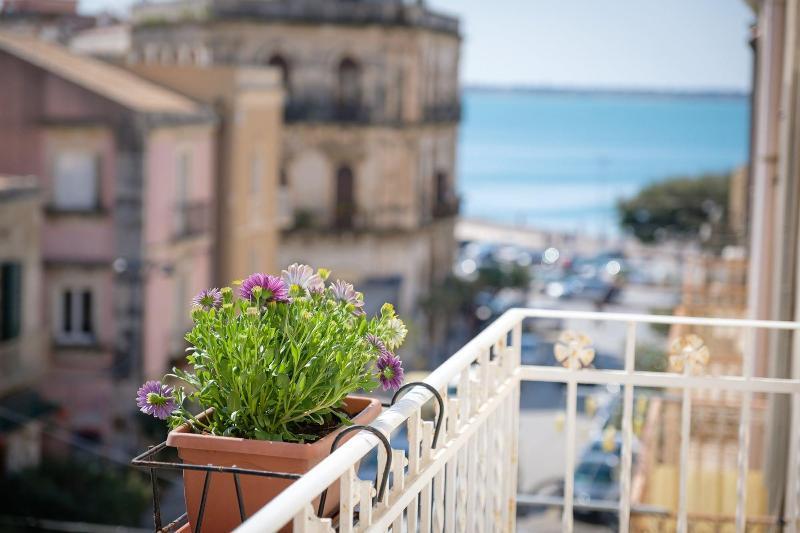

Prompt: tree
xmin=617 ymin=173 xmax=731 ymax=248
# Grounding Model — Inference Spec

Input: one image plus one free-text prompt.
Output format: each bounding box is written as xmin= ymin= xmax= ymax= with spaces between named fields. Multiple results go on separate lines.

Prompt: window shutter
xmin=1 ymin=263 xmax=22 ymax=341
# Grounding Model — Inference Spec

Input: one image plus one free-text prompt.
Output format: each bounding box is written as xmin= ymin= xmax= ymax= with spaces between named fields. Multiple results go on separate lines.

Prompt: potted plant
xmin=136 ymin=264 xmax=406 ymax=532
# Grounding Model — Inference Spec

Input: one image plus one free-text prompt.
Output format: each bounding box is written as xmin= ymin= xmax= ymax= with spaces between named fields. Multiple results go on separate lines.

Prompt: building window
xmin=57 ymin=287 xmax=94 ymax=345
xmin=176 ymin=150 xmax=190 ymax=204
xmin=175 ymin=150 xmax=191 ymax=236
xmin=174 ymin=274 xmax=187 ymax=332
xmin=250 ymin=153 xmax=263 ymax=196
xmin=250 ymin=249 xmax=259 ymax=273
xmin=435 ymin=171 xmax=448 ymax=207
xmin=335 ymin=165 xmax=355 ymax=229
xmin=52 ymin=151 xmax=99 ymax=211
xmin=0 ymin=262 xmax=22 ymax=342
xmin=337 ymin=57 xmax=362 ymax=118
xmin=279 ymin=166 xmax=289 ymax=187
xmin=267 ymin=54 xmax=290 ymax=89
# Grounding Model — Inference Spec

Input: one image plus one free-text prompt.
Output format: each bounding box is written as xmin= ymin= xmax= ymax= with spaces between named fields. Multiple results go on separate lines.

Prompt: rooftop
xmin=132 ymin=0 xmax=460 ymax=36
xmin=0 ymin=31 xmax=206 ymax=116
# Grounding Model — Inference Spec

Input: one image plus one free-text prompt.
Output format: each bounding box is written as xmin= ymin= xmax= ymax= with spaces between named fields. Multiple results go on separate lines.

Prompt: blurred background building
xmin=0 ymin=174 xmax=50 ymax=474
xmin=0 ymin=31 xmax=216 ymax=445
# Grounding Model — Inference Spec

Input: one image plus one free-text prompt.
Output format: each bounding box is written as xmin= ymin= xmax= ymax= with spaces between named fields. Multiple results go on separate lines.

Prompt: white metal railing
xmin=236 ymin=308 xmax=800 ymax=533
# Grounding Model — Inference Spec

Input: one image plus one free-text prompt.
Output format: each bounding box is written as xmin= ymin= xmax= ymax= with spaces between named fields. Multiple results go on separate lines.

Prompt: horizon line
xmin=462 ymin=83 xmax=750 ymax=98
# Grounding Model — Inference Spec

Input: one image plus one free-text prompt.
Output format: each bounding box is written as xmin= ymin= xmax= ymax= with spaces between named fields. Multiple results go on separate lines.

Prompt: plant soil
xmin=194 ymin=407 xmax=358 ymax=443
xmin=289 ymin=407 xmax=353 ymax=443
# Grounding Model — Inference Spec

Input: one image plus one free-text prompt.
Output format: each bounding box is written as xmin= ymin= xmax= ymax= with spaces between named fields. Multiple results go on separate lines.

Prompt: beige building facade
xmin=130 ymin=0 xmax=462 ymax=363
xmin=128 ymin=64 xmax=284 ymax=285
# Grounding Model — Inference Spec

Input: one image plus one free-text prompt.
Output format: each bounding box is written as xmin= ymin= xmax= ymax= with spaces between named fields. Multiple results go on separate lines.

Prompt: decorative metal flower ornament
xmin=554 ymin=331 xmax=595 ymax=369
xmin=668 ymin=334 xmax=710 ymax=373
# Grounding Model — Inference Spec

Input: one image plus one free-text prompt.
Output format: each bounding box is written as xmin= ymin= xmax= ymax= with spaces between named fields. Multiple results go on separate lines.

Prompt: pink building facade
xmin=0 ymin=33 xmax=215 ymax=445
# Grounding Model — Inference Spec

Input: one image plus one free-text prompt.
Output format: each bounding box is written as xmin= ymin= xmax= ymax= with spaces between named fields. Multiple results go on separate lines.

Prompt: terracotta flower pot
xmin=167 ymin=395 xmax=382 ymax=532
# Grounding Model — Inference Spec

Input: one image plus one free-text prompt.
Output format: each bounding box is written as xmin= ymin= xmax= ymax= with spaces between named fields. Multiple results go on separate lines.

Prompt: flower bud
xmin=221 ymin=287 xmax=233 ymax=304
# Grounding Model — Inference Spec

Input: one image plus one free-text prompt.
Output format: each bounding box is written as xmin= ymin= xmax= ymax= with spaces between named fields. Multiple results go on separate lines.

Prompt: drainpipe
xmin=747 ymin=0 xmax=795 ymax=521
xmin=766 ymin=0 xmax=800 ymax=522
xmin=747 ymin=0 xmax=785 ymax=330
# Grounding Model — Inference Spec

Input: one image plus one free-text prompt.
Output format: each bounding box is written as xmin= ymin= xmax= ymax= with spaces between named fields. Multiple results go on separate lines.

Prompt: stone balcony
xmin=284 ymin=100 xmax=461 ymax=126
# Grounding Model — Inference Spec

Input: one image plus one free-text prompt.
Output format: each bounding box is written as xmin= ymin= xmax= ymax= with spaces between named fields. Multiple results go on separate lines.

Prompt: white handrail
xmin=235 ymin=308 xmax=800 ymax=533
xmin=516 ymin=307 xmax=800 ymax=329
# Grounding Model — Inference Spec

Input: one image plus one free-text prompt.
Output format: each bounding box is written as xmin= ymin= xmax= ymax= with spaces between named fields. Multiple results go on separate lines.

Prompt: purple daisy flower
xmin=365 ymin=333 xmax=386 ymax=352
xmin=192 ymin=287 xmax=222 ymax=310
xmin=329 ymin=280 xmax=365 ymax=315
xmin=136 ymin=380 xmax=176 ymax=420
xmin=281 ymin=263 xmax=324 ymax=293
xmin=376 ymin=351 xmax=404 ymax=391
xmin=240 ymin=273 xmax=290 ymax=303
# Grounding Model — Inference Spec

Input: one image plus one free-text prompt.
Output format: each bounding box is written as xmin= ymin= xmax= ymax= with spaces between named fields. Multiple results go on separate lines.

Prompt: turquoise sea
xmin=457 ymin=89 xmax=751 ymax=235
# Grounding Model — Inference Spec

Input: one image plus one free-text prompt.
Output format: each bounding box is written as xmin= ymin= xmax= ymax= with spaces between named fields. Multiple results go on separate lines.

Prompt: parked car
xmin=520 ymin=332 xmax=553 ymax=365
xmin=573 ymin=450 xmax=620 ymax=523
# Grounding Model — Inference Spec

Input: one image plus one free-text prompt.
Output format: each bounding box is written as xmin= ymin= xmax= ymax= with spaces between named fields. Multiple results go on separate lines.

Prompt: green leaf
xmin=276 ymin=373 xmax=289 ymax=390
xmin=254 ymin=429 xmax=281 ymax=441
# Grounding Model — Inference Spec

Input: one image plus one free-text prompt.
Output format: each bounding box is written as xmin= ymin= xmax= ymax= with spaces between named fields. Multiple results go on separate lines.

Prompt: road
xmin=515 ymin=282 xmax=679 ymax=529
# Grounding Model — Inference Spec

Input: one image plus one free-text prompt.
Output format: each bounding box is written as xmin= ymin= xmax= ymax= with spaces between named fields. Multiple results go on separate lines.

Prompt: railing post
xmin=785 ymin=325 xmax=800 ymax=532
xmin=785 ymin=391 xmax=800 ymax=533
xmin=619 ymin=321 xmax=636 ymax=533
xmin=735 ymin=328 xmax=754 ymax=533
xmin=677 ymin=364 xmax=692 ymax=533
xmin=508 ymin=321 xmax=522 ymax=531
xmin=563 ymin=376 xmax=577 ymax=533
xmin=338 ymin=466 xmax=356 ymax=533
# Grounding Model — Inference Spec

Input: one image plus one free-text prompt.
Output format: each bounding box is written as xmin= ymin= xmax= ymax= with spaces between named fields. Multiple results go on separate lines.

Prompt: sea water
xmin=457 ymin=89 xmax=750 ymax=236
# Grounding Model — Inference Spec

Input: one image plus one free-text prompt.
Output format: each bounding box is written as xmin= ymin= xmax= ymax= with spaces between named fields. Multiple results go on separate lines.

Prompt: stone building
xmin=0 ymin=32 xmax=216 ymax=444
xmin=129 ymin=0 xmax=462 ymax=363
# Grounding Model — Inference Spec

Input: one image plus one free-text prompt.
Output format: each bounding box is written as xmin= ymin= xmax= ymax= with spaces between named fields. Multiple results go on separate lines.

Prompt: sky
xmin=80 ymin=0 xmax=755 ymax=91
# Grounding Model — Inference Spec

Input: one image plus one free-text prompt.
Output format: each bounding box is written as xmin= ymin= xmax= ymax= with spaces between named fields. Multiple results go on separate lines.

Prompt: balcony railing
xmin=423 ymin=102 xmax=462 ymax=123
xmin=234 ymin=309 xmax=800 ymax=533
xmin=285 ymin=101 xmax=374 ymax=124
xmin=432 ymin=196 xmax=460 ymax=219
xmin=285 ymin=205 xmax=420 ymax=234
xmin=173 ymin=201 xmax=210 ymax=240
xmin=284 ymin=100 xmax=462 ymax=125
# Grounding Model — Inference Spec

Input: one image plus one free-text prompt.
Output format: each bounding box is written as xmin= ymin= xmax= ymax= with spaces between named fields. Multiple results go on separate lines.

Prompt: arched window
xmin=433 ymin=170 xmax=453 ymax=217
xmin=337 ymin=57 xmax=361 ymax=119
xmin=267 ymin=54 xmax=291 ymax=89
xmin=335 ymin=165 xmax=355 ymax=229
xmin=435 ymin=171 xmax=448 ymax=207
